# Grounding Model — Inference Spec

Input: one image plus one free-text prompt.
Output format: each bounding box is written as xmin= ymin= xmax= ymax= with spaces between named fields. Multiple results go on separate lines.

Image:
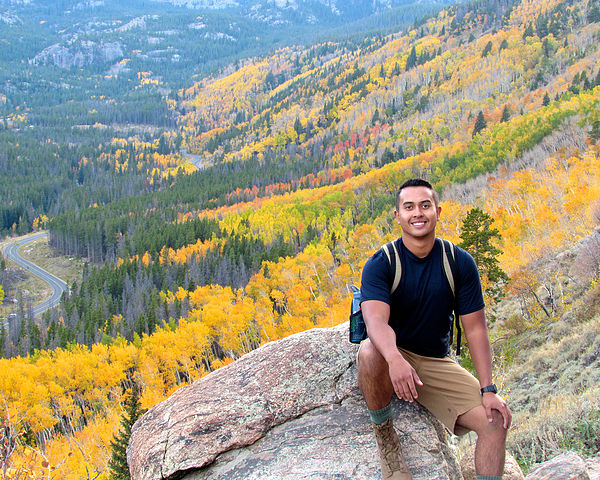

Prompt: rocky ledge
xmin=127 ymin=323 xmax=462 ymax=480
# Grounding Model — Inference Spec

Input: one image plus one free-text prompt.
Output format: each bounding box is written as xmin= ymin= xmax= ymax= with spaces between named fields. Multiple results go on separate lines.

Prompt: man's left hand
xmin=482 ymin=392 xmax=512 ymax=429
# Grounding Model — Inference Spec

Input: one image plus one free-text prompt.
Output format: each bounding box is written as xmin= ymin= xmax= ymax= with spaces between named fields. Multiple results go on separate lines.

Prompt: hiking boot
xmin=372 ymin=419 xmax=413 ymax=480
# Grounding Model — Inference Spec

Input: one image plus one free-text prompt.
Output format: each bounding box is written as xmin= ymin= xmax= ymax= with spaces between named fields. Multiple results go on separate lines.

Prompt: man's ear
xmin=436 ymin=205 xmax=442 ymax=220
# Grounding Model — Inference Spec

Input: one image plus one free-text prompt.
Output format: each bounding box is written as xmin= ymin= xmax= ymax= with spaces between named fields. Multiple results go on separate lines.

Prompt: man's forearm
xmin=465 ymin=325 xmax=494 ymax=387
xmin=461 ymin=310 xmax=494 ymax=387
xmin=366 ymin=319 xmax=402 ymax=364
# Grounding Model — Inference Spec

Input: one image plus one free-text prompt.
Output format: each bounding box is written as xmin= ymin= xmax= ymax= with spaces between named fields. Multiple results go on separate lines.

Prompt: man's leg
xmin=456 ymin=405 xmax=507 ymax=479
xmin=358 ymin=339 xmax=395 ymax=410
xmin=358 ymin=340 xmax=412 ymax=480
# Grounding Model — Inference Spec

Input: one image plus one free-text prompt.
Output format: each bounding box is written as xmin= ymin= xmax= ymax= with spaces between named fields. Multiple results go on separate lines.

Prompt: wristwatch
xmin=480 ymin=384 xmax=498 ymax=395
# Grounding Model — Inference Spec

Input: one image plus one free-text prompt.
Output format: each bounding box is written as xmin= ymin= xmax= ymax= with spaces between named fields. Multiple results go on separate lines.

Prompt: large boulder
xmin=524 ymin=452 xmax=597 ymax=480
xmin=128 ymin=323 xmax=463 ymax=479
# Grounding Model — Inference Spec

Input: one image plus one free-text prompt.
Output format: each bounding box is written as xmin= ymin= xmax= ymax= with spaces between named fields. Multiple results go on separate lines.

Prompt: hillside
xmin=0 ymin=0 xmax=599 ymax=477
xmin=0 ymin=0 xmax=452 ymax=243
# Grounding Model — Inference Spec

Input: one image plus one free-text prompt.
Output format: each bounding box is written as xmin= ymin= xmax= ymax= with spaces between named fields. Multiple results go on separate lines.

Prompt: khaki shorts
xmin=358 ymin=343 xmax=482 ymax=436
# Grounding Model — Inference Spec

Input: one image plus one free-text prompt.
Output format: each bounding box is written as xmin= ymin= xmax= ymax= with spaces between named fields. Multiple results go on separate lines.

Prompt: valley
xmin=0 ymin=0 xmax=599 ymax=478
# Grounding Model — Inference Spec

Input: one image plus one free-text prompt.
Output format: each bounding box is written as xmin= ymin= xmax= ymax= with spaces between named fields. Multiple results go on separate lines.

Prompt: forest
xmin=1 ymin=0 xmax=600 ymax=477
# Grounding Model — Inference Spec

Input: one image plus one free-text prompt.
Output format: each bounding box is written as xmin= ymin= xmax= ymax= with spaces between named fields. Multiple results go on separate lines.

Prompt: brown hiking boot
xmin=372 ymin=419 xmax=413 ymax=480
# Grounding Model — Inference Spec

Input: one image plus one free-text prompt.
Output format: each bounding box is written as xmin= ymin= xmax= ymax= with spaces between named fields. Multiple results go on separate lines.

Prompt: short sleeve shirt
xmin=360 ymin=238 xmax=485 ymax=358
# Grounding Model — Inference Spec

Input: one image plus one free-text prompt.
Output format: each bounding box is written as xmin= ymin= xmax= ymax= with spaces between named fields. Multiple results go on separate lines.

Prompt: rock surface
xmin=128 ymin=323 xmax=463 ymax=480
xmin=524 ymin=452 xmax=595 ymax=480
xmin=30 ymin=41 xmax=123 ymax=68
xmin=586 ymin=455 xmax=600 ymax=480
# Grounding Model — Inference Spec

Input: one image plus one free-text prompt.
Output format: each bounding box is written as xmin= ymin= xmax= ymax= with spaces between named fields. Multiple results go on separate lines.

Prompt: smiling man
xmin=357 ymin=178 xmax=511 ymax=480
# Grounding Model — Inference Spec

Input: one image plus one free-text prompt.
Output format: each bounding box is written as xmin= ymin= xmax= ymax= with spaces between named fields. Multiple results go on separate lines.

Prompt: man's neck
xmin=401 ymin=235 xmax=436 ymax=258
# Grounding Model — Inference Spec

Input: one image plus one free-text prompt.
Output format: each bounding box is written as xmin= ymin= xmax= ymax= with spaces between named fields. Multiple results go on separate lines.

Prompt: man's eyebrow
xmin=402 ymin=199 xmax=432 ymax=205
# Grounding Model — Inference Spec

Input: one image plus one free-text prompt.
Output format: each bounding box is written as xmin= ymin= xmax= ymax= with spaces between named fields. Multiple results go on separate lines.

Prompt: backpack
xmin=349 ymin=238 xmax=463 ymax=355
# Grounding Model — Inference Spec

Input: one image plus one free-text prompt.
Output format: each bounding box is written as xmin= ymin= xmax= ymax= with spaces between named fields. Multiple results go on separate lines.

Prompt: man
xmin=358 ymin=178 xmax=511 ymax=480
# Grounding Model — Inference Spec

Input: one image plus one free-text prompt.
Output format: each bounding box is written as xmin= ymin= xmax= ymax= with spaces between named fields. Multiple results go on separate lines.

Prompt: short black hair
xmin=396 ymin=178 xmax=439 ymax=209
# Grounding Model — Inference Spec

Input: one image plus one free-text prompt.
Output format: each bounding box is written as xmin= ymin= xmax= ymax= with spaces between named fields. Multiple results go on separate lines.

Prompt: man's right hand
xmin=362 ymin=300 xmax=423 ymax=402
xmin=388 ymin=354 xmax=423 ymax=403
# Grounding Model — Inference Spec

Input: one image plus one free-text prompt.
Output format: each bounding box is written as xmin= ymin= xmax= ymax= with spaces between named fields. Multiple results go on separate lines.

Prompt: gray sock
xmin=477 ymin=476 xmax=502 ymax=480
xmin=369 ymin=403 xmax=392 ymax=425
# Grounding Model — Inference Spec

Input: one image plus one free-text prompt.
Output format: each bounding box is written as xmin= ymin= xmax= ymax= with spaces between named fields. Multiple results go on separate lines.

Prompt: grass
xmin=498 ymin=264 xmax=600 ymax=473
xmin=508 ymin=387 xmax=600 ymax=472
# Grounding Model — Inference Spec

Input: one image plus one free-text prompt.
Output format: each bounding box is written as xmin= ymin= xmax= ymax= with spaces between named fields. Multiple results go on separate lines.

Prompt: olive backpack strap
xmin=381 ymin=240 xmax=401 ymax=294
xmin=440 ymin=238 xmax=461 ymax=355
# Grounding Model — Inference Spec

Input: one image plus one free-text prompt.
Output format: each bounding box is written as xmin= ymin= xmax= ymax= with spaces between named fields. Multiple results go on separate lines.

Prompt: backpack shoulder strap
xmin=381 ymin=241 xmax=401 ymax=295
xmin=440 ymin=238 xmax=457 ymax=296
xmin=440 ymin=238 xmax=462 ymax=355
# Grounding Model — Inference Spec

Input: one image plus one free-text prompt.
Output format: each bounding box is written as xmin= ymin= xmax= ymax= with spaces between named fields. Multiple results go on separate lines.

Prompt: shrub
xmin=508 ymin=388 xmax=600 ymax=472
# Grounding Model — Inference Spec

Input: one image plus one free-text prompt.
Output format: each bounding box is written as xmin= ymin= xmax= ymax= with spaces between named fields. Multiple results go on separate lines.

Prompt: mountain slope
xmin=0 ymin=0 xmax=599 ymax=477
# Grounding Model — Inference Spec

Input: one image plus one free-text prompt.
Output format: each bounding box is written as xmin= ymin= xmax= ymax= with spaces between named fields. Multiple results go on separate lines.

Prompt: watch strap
xmin=480 ymin=384 xmax=497 ymax=395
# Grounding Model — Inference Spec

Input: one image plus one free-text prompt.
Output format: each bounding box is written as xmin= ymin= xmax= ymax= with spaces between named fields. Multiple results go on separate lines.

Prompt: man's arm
xmin=362 ymin=299 xmax=423 ymax=402
xmin=461 ymin=309 xmax=512 ymax=428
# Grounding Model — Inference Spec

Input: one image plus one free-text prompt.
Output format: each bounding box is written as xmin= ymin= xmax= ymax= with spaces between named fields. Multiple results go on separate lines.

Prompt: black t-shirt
xmin=360 ymin=238 xmax=485 ymax=358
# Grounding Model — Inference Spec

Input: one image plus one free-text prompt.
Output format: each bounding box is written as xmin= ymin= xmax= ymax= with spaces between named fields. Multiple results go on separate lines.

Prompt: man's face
xmin=394 ymin=186 xmax=441 ymax=239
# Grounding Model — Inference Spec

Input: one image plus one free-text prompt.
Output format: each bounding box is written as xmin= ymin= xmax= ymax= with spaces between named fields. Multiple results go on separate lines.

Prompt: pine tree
xmin=481 ymin=41 xmax=493 ymax=57
xmin=472 ymin=111 xmax=487 ymax=137
xmin=108 ymin=385 xmax=145 ymax=480
xmin=588 ymin=4 xmax=600 ymax=23
xmin=459 ymin=208 xmax=509 ymax=302
xmin=523 ymin=23 xmax=534 ymax=39
xmin=406 ymin=46 xmax=417 ymax=70
xmin=542 ymin=92 xmax=550 ymax=106
xmin=500 ymin=104 xmax=511 ymax=123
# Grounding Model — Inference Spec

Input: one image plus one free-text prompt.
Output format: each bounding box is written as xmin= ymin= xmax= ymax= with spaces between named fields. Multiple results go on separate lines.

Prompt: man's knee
xmin=358 ymin=339 xmax=387 ymax=373
xmin=458 ymin=406 xmax=508 ymax=441
xmin=487 ymin=409 xmax=508 ymax=438
xmin=357 ymin=340 xmax=394 ymax=408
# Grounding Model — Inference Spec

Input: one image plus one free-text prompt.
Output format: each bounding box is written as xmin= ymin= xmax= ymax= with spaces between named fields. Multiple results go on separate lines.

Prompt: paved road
xmin=2 ymin=232 xmax=68 ymax=317
xmin=180 ymin=149 xmax=208 ymax=170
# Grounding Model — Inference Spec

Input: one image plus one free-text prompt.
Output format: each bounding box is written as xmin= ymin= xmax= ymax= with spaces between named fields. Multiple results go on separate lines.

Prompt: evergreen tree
xmin=406 ymin=46 xmax=417 ymax=70
xmin=371 ymin=108 xmax=380 ymax=124
xmin=523 ymin=23 xmax=534 ymax=39
xmin=542 ymin=92 xmax=551 ymax=106
xmin=108 ymin=385 xmax=145 ymax=480
xmin=472 ymin=111 xmax=487 ymax=137
xmin=458 ymin=208 xmax=509 ymax=302
xmin=500 ymin=104 xmax=511 ymax=123
xmin=481 ymin=41 xmax=493 ymax=57
xmin=590 ymin=120 xmax=600 ymax=145
xmin=588 ymin=4 xmax=600 ymax=23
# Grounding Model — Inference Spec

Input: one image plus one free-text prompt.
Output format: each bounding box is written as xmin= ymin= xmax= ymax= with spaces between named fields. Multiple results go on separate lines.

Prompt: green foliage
xmin=472 ymin=110 xmax=487 ymax=137
xmin=481 ymin=40 xmax=493 ymax=57
xmin=542 ymin=92 xmax=551 ymax=106
xmin=458 ymin=208 xmax=508 ymax=301
xmin=500 ymin=104 xmax=511 ymax=122
xmin=406 ymin=46 xmax=418 ymax=70
xmin=509 ymin=392 xmax=600 ymax=473
xmin=564 ymin=408 xmax=600 ymax=455
xmin=108 ymin=384 xmax=146 ymax=480
xmin=590 ymin=119 xmax=600 ymax=144
xmin=523 ymin=23 xmax=534 ymax=39
xmin=588 ymin=3 xmax=600 ymax=23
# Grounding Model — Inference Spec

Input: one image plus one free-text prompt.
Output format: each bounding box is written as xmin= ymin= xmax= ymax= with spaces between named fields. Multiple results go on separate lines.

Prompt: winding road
xmin=2 ymin=232 xmax=68 ymax=317
xmin=180 ymin=149 xmax=208 ymax=170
